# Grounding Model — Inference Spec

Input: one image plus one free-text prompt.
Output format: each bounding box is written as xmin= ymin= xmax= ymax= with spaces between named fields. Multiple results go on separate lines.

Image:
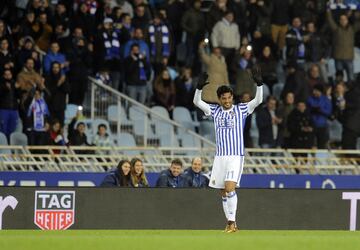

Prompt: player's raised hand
xmin=196 ymin=72 xmax=210 ymax=90
xmin=250 ymin=65 xmax=263 ymax=86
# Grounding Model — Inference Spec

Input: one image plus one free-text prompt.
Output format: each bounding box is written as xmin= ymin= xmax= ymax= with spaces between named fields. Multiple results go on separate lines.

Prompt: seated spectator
xmin=43 ymin=41 xmax=69 ymax=75
xmin=183 ymin=157 xmax=209 ymax=188
xmin=256 ymin=96 xmax=283 ymax=148
xmin=45 ymin=62 xmax=70 ymax=125
xmin=101 ymin=160 xmax=133 ymax=187
xmin=130 ymin=158 xmax=149 ymax=187
xmin=93 ymin=123 xmax=113 ymax=148
xmin=307 ymin=84 xmax=332 ymax=149
xmin=17 ymin=57 xmax=44 ymax=92
xmin=123 ymin=43 xmax=150 ymax=103
xmin=49 ymin=120 xmax=67 ymax=154
xmin=0 ymin=69 xmax=20 ymax=139
xmin=153 ymin=69 xmax=176 ymax=112
xmin=68 ymin=122 xmax=91 ymax=146
xmin=25 ymin=88 xmax=51 ymax=145
xmin=175 ymin=67 xmax=196 ymax=111
xmin=288 ymin=101 xmax=314 ymax=149
xmin=156 ymin=158 xmax=192 ymax=188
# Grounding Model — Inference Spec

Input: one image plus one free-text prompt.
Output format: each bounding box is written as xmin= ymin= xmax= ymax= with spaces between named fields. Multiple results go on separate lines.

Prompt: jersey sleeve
xmin=209 ymin=104 xmax=219 ymax=117
xmin=237 ymin=102 xmax=249 ymax=117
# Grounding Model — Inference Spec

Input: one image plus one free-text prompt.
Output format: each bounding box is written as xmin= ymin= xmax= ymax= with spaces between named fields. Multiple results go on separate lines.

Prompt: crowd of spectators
xmin=0 ymin=0 xmax=360 ymax=150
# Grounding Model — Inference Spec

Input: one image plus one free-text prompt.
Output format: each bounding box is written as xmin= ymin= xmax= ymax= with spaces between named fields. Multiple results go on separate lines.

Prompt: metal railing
xmin=1 ymin=145 xmax=359 ymax=174
xmin=86 ymin=77 xmax=215 ymax=148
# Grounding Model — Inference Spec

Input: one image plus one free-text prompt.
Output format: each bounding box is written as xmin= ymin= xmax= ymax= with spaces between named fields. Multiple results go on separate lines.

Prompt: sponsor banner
xmin=34 ymin=191 xmax=75 ymax=230
xmin=0 ymin=187 xmax=359 ymax=230
xmin=2 ymin=172 xmax=360 ymax=189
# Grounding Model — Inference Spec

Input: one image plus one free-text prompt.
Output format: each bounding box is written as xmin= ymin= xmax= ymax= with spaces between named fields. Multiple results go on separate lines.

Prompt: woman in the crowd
xmin=130 ymin=158 xmax=149 ymax=187
xmin=101 ymin=160 xmax=132 ymax=187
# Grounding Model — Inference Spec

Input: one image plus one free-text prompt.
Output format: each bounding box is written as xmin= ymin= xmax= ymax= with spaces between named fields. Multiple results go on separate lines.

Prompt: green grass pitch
xmin=1 ymin=230 xmax=360 ymax=250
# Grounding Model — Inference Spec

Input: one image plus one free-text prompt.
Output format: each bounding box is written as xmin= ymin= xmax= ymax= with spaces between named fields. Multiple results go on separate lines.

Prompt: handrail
xmin=88 ymin=76 xmax=216 ymax=147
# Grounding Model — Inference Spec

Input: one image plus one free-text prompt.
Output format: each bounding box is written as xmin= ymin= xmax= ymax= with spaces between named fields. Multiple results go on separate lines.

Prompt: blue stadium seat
xmin=117 ymin=132 xmax=140 ymax=155
xmin=173 ymin=106 xmax=198 ymax=131
xmin=10 ymin=132 xmax=28 ymax=146
xmin=129 ymin=106 xmax=147 ymax=122
xmin=64 ymin=104 xmax=79 ymax=124
xmin=150 ymin=106 xmax=170 ymax=120
xmin=107 ymin=105 xmax=132 ymax=126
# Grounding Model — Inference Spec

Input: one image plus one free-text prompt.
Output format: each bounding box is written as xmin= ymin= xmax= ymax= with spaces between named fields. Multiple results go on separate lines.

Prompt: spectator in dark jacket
xmin=175 ymin=67 xmax=196 ymax=111
xmin=67 ymin=33 xmax=93 ymax=106
xmin=256 ymin=96 xmax=283 ymax=148
xmin=124 ymin=43 xmax=150 ymax=104
xmin=101 ymin=160 xmax=133 ymax=187
xmin=156 ymin=158 xmax=192 ymax=188
xmin=0 ymin=38 xmax=15 ymax=74
xmin=69 ymin=122 xmax=90 ymax=146
xmin=130 ymin=158 xmax=149 ymax=187
xmin=71 ymin=2 xmax=96 ymax=39
xmin=183 ymin=157 xmax=209 ymax=188
xmin=307 ymin=84 xmax=332 ymax=149
xmin=288 ymin=101 xmax=314 ymax=149
xmin=94 ymin=18 xmax=122 ymax=91
xmin=257 ymin=45 xmax=278 ymax=90
xmin=281 ymin=62 xmax=308 ymax=103
xmin=153 ymin=69 xmax=176 ymax=111
xmin=0 ymin=69 xmax=20 ymax=139
xmin=341 ymin=83 xmax=360 ymax=149
xmin=45 ymin=62 xmax=70 ymax=125
xmin=285 ymin=17 xmax=306 ymax=66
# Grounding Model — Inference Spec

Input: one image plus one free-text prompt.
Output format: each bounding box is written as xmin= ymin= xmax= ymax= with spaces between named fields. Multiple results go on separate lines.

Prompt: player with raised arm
xmin=193 ymin=66 xmax=264 ymax=233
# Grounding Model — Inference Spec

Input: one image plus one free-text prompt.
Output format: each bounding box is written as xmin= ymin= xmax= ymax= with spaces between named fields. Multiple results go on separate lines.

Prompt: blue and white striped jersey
xmin=209 ymin=103 xmax=249 ymax=156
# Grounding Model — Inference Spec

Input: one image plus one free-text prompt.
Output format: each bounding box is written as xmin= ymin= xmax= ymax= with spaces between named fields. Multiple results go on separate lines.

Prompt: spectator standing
xmin=285 ymin=17 xmax=306 ymax=66
xmin=198 ymin=42 xmax=229 ymax=104
xmin=211 ymin=11 xmax=240 ymax=72
xmin=25 ymin=88 xmax=51 ymax=145
xmin=341 ymin=83 xmax=360 ymax=149
xmin=153 ymin=69 xmax=176 ymax=112
xmin=257 ymin=45 xmax=278 ymax=89
xmin=175 ymin=67 xmax=196 ymax=111
xmin=101 ymin=160 xmax=133 ymax=187
xmin=307 ymin=84 xmax=332 ymax=149
xmin=281 ymin=62 xmax=308 ymax=103
xmin=123 ymin=43 xmax=150 ymax=104
xmin=45 ymin=62 xmax=70 ymax=125
xmin=123 ymin=28 xmax=150 ymax=61
xmin=0 ymin=38 xmax=15 ymax=74
xmin=32 ymin=12 xmax=53 ymax=51
xmin=181 ymin=0 xmax=205 ymax=71
xmin=183 ymin=157 xmax=209 ymax=188
xmin=288 ymin=101 xmax=314 ymax=152
xmin=271 ymin=0 xmax=290 ymax=54
xmin=256 ymin=96 xmax=283 ymax=148
xmin=306 ymin=64 xmax=325 ymax=96
xmin=71 ymin=2 xmax=96 ymax=39
xmin=43 ymin=41 xmax=69 ymax=75
xmin=206 ymin=0 xmax=228 ymax=32
xmin=0 ymin=69 xmax=20 ymax=139
xmin=132 ymin=4 xmax=151 ymax=32
xmin=148 ymin=13 xmax=172 ymax=74
xmin=233 ymin=47 xmax=255 ymax=98
xmin=17 ymin=57 xmax=44 ymax=92
xmin=67 ymin=34 xmax=93 ymax=106
xmin=326 ymin=9 xmax=360 ymax=82
xmin=130 ymin=158 xmax=149 ymax=187
xmin=94 ymin=18 xmax=122 ymax=91
xmin=156 ymin=158 xmax=192 ymax=188
xmin=278 ymin=92 xmax=295 ymax=148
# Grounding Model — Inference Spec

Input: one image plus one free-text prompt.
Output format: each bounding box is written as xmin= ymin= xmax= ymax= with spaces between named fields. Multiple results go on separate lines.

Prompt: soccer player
xmin=193 ymin=66 xmax=264 ymax=232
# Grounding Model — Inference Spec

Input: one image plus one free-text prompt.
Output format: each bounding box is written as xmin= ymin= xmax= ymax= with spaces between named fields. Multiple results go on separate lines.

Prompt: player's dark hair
xmin=171 ymin=158 xmax=183 ymax=167
xmin=217 ymin=85 xmax=233 ymax=98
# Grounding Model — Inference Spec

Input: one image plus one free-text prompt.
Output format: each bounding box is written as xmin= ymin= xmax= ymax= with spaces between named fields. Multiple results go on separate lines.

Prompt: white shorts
xmin=209 ymin=155 xmax=244 ymax=189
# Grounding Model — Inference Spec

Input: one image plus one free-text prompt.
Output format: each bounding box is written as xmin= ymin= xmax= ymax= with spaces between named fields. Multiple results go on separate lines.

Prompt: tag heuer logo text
xmin=34 ymin=191 xmax=75 ymax=230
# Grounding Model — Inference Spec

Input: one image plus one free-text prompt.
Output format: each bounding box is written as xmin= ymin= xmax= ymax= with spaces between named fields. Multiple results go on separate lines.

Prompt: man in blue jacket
xmin=156 ymin=158 xmax=192 ymax=188
xmin=307 ymin=84 xmax=332 ymax=149
xmin=183 ymin=157 xmax=209 ymax=188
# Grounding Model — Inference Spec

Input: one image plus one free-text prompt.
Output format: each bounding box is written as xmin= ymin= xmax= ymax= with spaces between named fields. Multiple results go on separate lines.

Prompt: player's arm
xmin=193 ymin=72 xmax=211 ymax=116
xmin=248 ymin=65 xmax=264 ymax=114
